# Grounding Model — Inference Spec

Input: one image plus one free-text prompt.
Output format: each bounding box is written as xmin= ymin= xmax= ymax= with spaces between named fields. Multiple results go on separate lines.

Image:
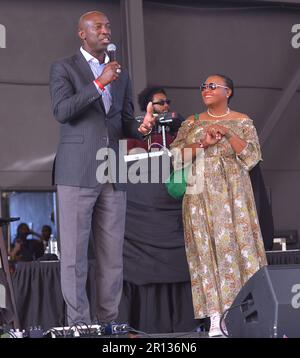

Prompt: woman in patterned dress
xmin=170 ymin=74 xmax=267 ymax=337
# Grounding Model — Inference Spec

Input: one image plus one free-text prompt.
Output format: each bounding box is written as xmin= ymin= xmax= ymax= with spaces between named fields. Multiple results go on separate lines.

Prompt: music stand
xmin=0 ymin=217 xmax=21 ymax=329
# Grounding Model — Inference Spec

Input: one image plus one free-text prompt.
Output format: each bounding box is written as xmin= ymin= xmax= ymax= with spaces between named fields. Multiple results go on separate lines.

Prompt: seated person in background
xmin=40 ymin=224 xmax=52 ymax=253
xmin=9 ymin=223 xmax=44 ymax=262
xmin=37 ymin=224 xmax=59 ymax=261
xmin=127 ymin=87 xmax=184 ymax=152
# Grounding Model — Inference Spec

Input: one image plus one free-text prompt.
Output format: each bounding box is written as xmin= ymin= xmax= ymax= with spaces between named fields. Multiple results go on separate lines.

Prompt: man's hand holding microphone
xmin=94 ymin=43 xmax=122 ymax=90
xmin=94 ymin=42 xmax=155 ymax=135
xmin=95 ymin=61 xmax=122 ymax=89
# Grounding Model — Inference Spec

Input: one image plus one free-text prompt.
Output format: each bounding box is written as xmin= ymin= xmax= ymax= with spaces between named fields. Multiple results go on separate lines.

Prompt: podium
xmin=0 ymin=217 xmax=21 ymax=328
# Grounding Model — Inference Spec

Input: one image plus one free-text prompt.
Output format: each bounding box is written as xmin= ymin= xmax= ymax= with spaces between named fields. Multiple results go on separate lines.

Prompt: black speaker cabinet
xmin=225 ymin=265 xmax=300 ymax=338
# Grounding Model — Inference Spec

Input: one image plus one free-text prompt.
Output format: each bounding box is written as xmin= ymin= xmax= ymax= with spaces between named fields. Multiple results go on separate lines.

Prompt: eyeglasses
xmin=152 ymin=99 xmax=171 ymax=106
xmin=200 ymin=83 xmax=229 ymax=91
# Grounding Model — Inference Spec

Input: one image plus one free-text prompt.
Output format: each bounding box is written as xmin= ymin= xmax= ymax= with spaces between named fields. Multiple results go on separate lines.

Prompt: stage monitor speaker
xmin=225 ymin=265 xmax=300 ymax=338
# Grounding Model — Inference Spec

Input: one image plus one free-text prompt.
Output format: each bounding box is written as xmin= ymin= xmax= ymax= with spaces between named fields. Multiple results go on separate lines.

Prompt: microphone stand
xmin=0 ymin=217 xmax=21 ymax=329
xmin=158 ymin=118 xmax=172 ymax=150
xmin=152 ymin=113 xmax=173 ymax=153
xmin=125 ymin=114 xmax=172 ymax=163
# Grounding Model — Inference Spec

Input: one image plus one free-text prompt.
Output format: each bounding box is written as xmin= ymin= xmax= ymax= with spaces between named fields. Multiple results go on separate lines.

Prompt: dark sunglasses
xmin=200 ymin=83 xmax=229 ymax=91
xmin=152 ymin=99 xmax=171 ymax=106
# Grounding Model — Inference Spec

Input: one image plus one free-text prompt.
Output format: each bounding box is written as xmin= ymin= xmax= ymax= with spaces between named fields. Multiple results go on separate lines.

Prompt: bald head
xmin=78 ymin=11 xmax=107 ymax=31
xmin=77 ymin=11 xmax=111 ymax=59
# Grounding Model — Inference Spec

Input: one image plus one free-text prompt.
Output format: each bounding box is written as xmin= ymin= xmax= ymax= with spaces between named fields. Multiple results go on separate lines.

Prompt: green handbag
xmin=165 ymin=113 xmax=199 ymax=199
xmin=165 ymin=165 xmax=190 ymax=199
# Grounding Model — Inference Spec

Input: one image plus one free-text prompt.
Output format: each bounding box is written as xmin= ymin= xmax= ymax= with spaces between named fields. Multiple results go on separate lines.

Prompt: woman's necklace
xmin=207 ymin=107 xmax=230 ymax=118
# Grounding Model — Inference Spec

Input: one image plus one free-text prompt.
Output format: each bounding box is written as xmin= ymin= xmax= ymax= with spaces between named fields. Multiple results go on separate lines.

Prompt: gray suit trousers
xmin=57 ymin=183 xmax=126 ymax=325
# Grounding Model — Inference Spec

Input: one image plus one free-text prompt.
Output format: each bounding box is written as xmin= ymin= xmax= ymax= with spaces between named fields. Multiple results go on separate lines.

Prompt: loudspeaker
xmin=225 ymin=265 xmax=300 ymax=338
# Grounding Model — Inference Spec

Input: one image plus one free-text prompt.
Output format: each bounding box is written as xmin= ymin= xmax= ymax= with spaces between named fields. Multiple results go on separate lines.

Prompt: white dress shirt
xmin=80 ymin=46 xmax=112 ymax=113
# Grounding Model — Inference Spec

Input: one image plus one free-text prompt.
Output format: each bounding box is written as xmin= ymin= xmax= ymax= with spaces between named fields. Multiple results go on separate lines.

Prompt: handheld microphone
xmin=107 ymin=43 xmax=117 ymax=62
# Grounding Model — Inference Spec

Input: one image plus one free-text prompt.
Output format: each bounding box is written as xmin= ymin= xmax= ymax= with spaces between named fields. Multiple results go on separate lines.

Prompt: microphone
xmin=107 ymin=43 xmax=117 ymax=62
xmin=156 ymin=112 xmax=184 ymax=133
xmin=135 ymin=112 xmax=179 ymax=124
xmin=156 ymin=112 xmax=179 ymax=124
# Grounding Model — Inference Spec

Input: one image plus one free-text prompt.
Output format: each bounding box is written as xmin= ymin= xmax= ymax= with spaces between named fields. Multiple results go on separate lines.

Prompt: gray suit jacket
xmin=49 ymin=50 xmax=142 ymax=189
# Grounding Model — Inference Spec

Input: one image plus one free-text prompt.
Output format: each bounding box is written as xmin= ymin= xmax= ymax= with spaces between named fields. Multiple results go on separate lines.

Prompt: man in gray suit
xmin=49 ymin=10 xmax=155 ymax=325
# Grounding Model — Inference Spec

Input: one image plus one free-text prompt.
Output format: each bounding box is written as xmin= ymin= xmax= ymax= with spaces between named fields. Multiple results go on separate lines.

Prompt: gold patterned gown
xmin=170 ymin=117 xmax=267 ymax=319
